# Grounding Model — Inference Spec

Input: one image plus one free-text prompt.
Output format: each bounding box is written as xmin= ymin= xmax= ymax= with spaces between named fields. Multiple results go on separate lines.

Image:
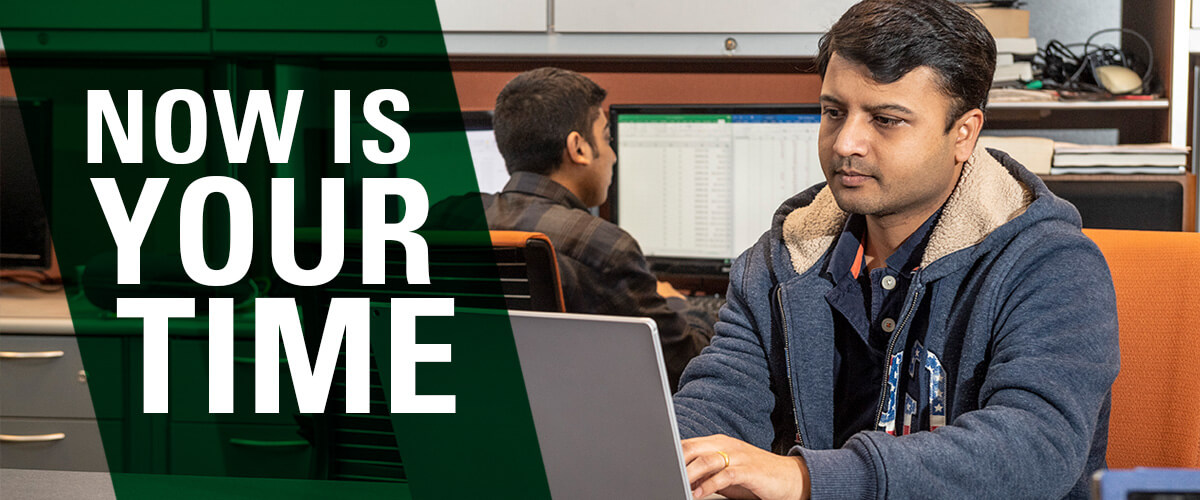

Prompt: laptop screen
xmin=609 ymin=105 xmax=823 ymax=272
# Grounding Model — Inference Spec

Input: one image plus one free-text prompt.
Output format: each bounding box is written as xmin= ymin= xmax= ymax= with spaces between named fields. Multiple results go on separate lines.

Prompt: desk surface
xmin=3 ymin=468 xmax=727 ymax=499
xmin=0 ymin=282 xmax=257 ymax=336
xmin=1 ymin=468 xmax=411 ymax=499
xmin=0 ymin=283 xmax=73 ymax=334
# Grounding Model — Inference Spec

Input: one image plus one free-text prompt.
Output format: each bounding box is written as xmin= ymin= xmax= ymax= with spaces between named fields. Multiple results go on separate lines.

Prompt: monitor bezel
xmin=460 ymin=110 xmax=494 ymax=132
xmin=1 ymin=97 xmax=54 ymax=270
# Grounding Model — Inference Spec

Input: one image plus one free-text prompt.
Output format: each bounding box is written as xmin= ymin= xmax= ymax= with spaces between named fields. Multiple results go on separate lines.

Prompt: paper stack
xmin=978 ymin=136 xmax=1054 ymax=175
xmin=968 ymin=4 xmax=1036 ymax=83
xmin=1051 ymin=143 xmax=1190 ymax=175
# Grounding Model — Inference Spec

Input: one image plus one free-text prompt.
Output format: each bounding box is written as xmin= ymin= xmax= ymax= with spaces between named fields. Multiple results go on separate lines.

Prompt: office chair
xmin=297 ymin=229 xmax=565 ymax=313
xmin=480 ymin=230 xmax=566 ymax=313
xmin=298 ymin=229 xmax=565 ymax=481
xmin=1083 ymin=228 xmax=1200 ymax=468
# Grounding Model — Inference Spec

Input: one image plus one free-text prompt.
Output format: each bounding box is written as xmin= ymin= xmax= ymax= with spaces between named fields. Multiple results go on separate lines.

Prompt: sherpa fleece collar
xmin=781 ymin=144 xmax=1033 ymax=275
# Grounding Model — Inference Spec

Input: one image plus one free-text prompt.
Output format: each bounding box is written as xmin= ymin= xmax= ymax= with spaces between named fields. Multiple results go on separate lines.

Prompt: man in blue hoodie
xmin=673 ymin=0 xmax=1120 ymax=498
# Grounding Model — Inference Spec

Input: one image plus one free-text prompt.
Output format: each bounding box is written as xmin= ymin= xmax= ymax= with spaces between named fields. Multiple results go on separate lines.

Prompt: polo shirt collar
xmin=827 ymin=208 xmax=942 ymax=284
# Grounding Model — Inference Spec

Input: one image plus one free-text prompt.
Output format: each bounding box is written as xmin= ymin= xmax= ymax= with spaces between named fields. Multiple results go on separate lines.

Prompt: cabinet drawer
xmin=168 ymin=339 xmax=301 ymax=425
xmin=0 ymin=418 xmax=120 ymax=472
xmin=0 ymin=335 xmax=123 ymax=419
xmin=169 ymin=422 xmax=312 ymax=478
xmin=209 ymin=0 xmax=432 ymax=31
xmin=1 ymin=1 xmax=203 ymax=30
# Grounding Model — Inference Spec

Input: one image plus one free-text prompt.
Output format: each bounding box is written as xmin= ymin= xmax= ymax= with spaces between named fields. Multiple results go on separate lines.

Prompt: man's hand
xmin=681 ymin=434 xmax=810 ymax=500
xmin=657 ymin=280 xmax=687 ymax=300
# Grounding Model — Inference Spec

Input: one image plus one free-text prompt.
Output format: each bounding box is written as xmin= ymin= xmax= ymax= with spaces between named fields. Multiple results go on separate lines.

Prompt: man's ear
xmin=566 ymin=130 xmax=594 ymax=166
xmin=953 ymin=108 xmax=985 ymax=164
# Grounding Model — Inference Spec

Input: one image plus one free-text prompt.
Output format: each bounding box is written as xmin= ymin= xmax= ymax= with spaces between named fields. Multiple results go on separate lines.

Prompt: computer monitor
xmin=0 ymin=98 xmax=53 ymax=269
xmin=461 ymin=111 xmax=509 ymax=194
xmin=340 ymin=111 xmax=507 ymax=217
xmin=609 ymin=104 xmax=823 ymax=274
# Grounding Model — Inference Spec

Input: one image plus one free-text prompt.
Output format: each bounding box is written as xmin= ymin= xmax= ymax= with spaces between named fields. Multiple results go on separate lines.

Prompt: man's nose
xmin=831 ymin=115 xmax=870 ymax=159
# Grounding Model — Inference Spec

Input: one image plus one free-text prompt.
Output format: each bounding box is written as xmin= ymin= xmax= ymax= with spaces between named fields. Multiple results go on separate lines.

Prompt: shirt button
xmin=881 ymin=318 xmax=896 ymax=333
xmin=881 ymin=275 xmax=897 ymax=290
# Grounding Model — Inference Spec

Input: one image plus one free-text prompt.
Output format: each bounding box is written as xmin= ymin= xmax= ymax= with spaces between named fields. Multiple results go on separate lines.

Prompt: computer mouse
xmin=1094 ymin=65 xmax=1143 ymax=94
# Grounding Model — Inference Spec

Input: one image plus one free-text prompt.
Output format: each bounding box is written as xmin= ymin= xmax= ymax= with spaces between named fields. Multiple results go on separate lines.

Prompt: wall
xmin=451 ymin=60 xmax=822 ymax=112
xmin=1028 ymin=0 xmax=1123 ymax=50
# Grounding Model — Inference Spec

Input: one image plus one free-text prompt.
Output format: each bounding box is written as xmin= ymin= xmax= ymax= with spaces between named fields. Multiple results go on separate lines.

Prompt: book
xmin=996 ymin=53 xmax=1015 ymax=66
xmin=978 ymin=136 xmax=1054 ymax=174
xmin=1052 ymin=142 xmax=1189 ymax=167
xmin=1050 ymin=166 xmax=1187 ymax=175
xmin=994 ymin=37 xmax=1038 ymax=57
xmin=1052 ymin=154 xmax=1187 ymax=167
xmin=993 ymin=61 xmax=1033 ymax=82
xmin=1053 ymin=143 xmax=1189 ymax=155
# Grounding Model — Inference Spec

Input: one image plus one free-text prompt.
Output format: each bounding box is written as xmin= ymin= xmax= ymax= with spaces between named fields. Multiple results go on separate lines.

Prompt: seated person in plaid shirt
xmin=435 ymin=67 xmax=713 ymax=391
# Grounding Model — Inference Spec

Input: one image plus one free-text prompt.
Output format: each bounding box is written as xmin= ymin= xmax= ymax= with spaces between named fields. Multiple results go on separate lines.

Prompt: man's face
xmin=583 ymin=109 xmax=617 ymax=206
xmin=818 ymin=53 xmax=964 ymax=221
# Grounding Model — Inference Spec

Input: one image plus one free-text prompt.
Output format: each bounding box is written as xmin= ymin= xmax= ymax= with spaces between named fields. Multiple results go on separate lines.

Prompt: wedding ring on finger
xmin=716 ymin=450 xmax=730 ymax=470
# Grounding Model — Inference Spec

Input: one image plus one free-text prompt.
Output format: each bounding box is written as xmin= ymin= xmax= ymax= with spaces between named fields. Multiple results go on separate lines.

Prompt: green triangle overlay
xmin=2 ymin=2 xmax=551 ymax=498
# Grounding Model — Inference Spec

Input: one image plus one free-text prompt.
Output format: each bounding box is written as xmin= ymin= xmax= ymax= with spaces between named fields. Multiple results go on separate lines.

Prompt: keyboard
xmin=688 ymin=294 xmax=726 ymax=324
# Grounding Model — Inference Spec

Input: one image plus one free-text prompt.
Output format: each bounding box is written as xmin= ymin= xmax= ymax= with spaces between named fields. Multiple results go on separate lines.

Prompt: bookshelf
xmin=984 ymin=0 xmax=1196 ymax=230
xmin=989 ymin=100 xmax=1170 ymax=110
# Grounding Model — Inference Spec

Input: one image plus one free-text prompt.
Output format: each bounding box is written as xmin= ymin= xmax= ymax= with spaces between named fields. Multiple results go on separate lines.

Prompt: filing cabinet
xmin=164 ymin=338 xmax=314 ymax=478
xmin=169 ymin=422 xmax=312 ymax=478
xmin=0 ymin=326 xmax=312 ymax=478
xmin=0 ymin=334 xmax=118 ymax=472
xmin=0 ymin=419 xmax=122 ymax=472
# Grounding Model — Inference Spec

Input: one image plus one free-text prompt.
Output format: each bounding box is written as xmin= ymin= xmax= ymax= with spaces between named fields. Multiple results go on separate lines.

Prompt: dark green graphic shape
xmin=3 ymin=2 xmax=550 ymax=498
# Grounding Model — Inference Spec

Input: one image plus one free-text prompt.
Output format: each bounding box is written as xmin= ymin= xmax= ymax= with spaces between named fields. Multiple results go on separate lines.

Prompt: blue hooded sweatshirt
xmin=673 ymin=146 xmax=1120 ymax=499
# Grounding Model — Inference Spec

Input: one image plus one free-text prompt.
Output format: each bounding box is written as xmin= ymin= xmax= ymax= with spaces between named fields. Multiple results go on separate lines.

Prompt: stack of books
xmin=1050 ymin=143 xmax=1190 ymax=175
xmin=967 ymin=3 xmax=1036 ymax=83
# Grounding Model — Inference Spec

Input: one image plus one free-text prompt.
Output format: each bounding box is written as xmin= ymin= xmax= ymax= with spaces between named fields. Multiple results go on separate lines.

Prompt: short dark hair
xmin=493 ymin=67 xmax=607 ymax=175
xmin=815 ymin=0 xmax=996 ymax=131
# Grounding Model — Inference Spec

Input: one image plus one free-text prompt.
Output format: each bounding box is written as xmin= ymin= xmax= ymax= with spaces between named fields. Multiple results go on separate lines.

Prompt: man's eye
xmin=874 ymin=116 xmax=902 ymax=127
xmin=821 ymin=108 xmax=843 ymax=119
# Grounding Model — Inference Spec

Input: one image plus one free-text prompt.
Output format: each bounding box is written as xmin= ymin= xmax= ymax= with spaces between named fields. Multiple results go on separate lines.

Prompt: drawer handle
xmin=0 ymin=350 xmax=65 ymax=359
xmin=0 ymin=433 xmax=67 ymax=442
xmin=229 ymin=438 xmax=309 ymax=449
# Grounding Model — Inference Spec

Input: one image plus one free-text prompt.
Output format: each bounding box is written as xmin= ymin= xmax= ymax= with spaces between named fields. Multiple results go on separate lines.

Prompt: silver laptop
xmin=502 ymin=310 xmax=693 ymax=500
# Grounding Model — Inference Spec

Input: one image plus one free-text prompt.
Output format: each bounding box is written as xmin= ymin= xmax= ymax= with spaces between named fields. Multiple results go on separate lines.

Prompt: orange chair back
xmin=1083 ymin=228 xmax=1200 ymax=468
xmin=488 ymin=230 xmax=566 ymax=313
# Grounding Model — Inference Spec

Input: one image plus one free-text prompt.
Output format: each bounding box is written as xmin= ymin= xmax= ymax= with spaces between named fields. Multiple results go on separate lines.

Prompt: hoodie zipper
xmin=776 ymin=285 xmax=804 ymax=447
xmin=873 ymin=280 xmax=923 ymax=429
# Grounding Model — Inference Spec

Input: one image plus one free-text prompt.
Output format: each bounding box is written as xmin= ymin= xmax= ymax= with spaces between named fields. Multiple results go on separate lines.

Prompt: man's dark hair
xmin=815 ymin=0 xmax=996 ymax=132
xmin=493 ymin=67 xmax=607 ymax=175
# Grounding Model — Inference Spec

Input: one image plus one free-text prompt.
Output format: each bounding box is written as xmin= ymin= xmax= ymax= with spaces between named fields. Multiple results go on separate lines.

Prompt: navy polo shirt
xmin=826 ymin=209 xmax=940 ymax=448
